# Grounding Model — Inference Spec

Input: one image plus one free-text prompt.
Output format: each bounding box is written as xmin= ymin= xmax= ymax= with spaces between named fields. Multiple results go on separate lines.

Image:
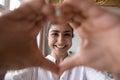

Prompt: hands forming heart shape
xmin=0 ymin=0 xmax=120 ymax=79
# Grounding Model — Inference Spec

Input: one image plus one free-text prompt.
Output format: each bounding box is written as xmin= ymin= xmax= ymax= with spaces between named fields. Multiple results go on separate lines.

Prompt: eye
xmin=51 ymin=33 xmax=58 ymax=37
xmin=64 ymin=33 xmax=72 ymax=37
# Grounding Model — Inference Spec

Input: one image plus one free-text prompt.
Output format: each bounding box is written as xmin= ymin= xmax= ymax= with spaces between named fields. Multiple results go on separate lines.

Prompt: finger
xmin=59 ymin=54 xmax=81 ymax=75
xmin=58 ymin=3 xmax=75 ymax=23
xmin=33 ymin=50 xmax=59 ymax=74
xmin=42 ymin=5 xmax=58 ymax=23
xmin=69 ymin=21 xmax=81 ymax=29
xmin=69 ymin=22 xmax=89 ymax=40
xmin=59 ymin=3 xmax=87 ymax=24
xmin=4 ymin=0 xmax=47 ymax=22
xmin=63 ymin=0 xmax=104 ymax=18
xmin=29 ymin=15 xmax=46 ymax=38
xmin=26 ymin=51 xmax=59 ymax=74
xmin=26 ymin=0 xmax=46 ymax=15
xmin=39 ymin=57 xmax=59 ymax=74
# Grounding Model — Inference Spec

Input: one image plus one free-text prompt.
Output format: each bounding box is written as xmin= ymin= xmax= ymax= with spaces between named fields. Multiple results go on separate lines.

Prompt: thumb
xmin=39 ymin=57 xmax=59 ymax=74
xmin=59 ymin=54 xmax=81 ymax=75
xmin=25 ymin=49 xmax=60 ymax=74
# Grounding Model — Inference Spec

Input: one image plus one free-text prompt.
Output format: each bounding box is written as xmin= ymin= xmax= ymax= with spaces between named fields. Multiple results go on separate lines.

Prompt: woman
xmin=5 ymin=23 xmax=84 ymax=80
xmin=5 ymin=23 xmax=113 ymax=80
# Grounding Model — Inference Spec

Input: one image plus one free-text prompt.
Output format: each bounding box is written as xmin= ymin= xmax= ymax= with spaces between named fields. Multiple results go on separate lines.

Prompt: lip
xmin=55 ymin=45 xmax=66 ymax=49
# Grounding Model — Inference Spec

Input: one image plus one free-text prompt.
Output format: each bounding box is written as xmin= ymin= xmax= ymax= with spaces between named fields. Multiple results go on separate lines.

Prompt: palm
xmin=0 ymin=0 xmax=58 ymax=74
xmin=75 ymin=11 xmax=120 ymax=72
xmin=59 ymin=0 xmax=120 ymax=75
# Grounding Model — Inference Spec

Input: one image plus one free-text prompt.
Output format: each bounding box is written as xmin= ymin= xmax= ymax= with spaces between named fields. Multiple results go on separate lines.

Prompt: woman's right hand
xmin=0 ymin=0 xmax=59 ymax=74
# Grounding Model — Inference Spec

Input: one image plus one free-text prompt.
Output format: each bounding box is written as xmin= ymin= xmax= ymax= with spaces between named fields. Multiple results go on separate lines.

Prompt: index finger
xmin=59 ymin=54 xmax=82 ymax=75
xmin=62 ymin=0 xmax=104 ymax=18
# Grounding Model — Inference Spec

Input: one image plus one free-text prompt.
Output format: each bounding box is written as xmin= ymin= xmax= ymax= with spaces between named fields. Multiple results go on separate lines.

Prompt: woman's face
xmin=48 ymin=24 xmax=73 ymax=56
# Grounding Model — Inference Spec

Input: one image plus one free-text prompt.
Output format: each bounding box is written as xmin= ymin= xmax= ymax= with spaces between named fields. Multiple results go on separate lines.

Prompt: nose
xmin=57 ymin=35 xmax=65 ymax=44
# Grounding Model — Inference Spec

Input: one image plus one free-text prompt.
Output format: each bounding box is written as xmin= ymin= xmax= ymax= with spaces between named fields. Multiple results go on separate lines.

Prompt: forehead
xmin=49 ymin=24 xmax=72 ymax=32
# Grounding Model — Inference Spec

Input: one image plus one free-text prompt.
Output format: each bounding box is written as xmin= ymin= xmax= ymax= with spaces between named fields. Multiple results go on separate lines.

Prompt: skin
xmin=48 ymin=24 xmax=73 ymax=64
xmin=58 ymin=0 xmax=120 ymax=79
xmin=1 ymin=0 xmax=120 ymax=79
xmin=0 ymin=0 xmax=59 ymax=74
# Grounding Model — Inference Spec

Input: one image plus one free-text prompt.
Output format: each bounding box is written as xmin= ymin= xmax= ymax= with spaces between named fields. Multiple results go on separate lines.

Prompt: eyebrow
xmin=64 ymin=31 xmax=72 ymax=33
xmin=50 ymin=30 xmax=59 ymax=32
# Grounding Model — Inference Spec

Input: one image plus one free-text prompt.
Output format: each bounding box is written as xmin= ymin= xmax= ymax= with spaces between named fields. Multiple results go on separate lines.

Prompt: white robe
xmin=5 ymin=55 xmax=114 ymax=80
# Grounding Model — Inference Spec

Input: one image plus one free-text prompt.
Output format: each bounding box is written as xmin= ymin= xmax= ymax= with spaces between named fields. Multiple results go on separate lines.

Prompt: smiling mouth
xmin=55 ymin=45 xmax=66 ymax=49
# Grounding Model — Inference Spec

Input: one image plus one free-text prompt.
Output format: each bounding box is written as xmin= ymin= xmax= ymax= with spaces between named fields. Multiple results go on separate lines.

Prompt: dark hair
xmin=46 ymin=23 xmax=74 ymax=37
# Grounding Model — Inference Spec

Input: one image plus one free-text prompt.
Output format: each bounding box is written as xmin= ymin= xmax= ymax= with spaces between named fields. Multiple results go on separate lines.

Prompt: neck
xmin=51 ymin=52 xmax=68 ymax=64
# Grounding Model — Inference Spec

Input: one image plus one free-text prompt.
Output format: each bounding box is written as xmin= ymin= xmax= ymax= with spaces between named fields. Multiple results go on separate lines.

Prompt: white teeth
xmin=57 ymin=45 xmax=65 ymax=48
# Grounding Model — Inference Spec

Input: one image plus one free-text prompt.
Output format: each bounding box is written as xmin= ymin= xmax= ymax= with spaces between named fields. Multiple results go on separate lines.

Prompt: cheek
xmin=48 ymin=38 xmax=56 ymax=46
xmin=67 ymin=39 xmax=72 ymax=46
